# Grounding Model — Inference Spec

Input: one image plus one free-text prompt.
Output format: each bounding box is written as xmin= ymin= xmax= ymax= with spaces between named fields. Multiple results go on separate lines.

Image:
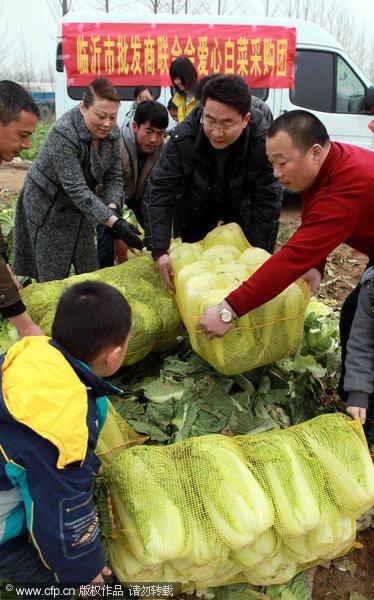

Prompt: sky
xmin=1 ymin=0 xmax=373 ymax=79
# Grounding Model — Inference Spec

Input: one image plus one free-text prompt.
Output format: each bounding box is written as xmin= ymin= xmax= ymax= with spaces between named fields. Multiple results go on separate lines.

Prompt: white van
xmin=55 ymin=12 xmax=374 ymax=149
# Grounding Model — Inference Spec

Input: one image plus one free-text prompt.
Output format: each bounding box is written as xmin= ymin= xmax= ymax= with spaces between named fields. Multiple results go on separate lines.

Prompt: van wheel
xmin=40 ymin=105 xmax=53 ymax=122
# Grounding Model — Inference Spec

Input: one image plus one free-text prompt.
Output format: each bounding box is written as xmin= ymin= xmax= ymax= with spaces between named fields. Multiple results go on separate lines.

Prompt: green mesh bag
xmin=97 ymin=413 xmax=374 ymax=590
xmin=20 ymin=254 xmax=183 ymax=365
xmin=169 ymin=223 xmax=310 ymax=375
xmin=95 ymin=401 xmax=148 ymax=469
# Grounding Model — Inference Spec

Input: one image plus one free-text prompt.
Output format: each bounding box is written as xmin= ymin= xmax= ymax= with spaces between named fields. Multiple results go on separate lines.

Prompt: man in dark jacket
xmin=0 ymin=80 xmax=42 ymax=338
xmin=143 ymin=75 xmax=282 ymax=291
xmin=97 ymin=100 xmax=168 ymax=267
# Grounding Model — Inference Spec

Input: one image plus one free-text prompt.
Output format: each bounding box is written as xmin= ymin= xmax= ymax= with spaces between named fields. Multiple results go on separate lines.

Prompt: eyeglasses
xmin=200 ymin=116 xmax=243 ymax=133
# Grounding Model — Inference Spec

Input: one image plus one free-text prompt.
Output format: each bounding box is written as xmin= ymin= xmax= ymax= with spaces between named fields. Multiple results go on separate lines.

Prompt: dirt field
xmin=277 ymin=195 xmax=369 ymax=309
xmin=0 ymin=161 xmax=29 ymax=205
xmin=0 ymin=162 xmax=372 ymax=599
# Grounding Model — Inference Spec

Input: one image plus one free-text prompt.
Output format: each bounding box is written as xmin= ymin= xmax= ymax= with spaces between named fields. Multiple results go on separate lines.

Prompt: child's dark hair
xmin=194 ymin=73 xmax=220 ymax=102
xmin=167 ymin=98 xmax=178 ymax=110
xmin=52 ymin=281 xmax=131 ymax=363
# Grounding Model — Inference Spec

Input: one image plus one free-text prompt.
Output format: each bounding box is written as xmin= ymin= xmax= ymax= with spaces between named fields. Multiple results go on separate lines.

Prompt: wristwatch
xmin=217 ymin=302 xmax=234 ymax=323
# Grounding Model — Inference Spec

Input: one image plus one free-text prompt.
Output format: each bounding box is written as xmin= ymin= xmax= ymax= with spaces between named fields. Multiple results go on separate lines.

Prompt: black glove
xmin=111 ymin=218 xmax=143 ymax=251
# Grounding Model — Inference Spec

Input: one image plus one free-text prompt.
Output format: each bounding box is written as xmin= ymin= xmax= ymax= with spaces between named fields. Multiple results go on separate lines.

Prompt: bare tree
xmin=241 ymin=0 xmax=373 ymax=79
xmin=93 ymin=0 xmax=123 ymax=10
xmin=39 ymin=60 xmax=56 ymax=89
xmin=136 ymin=0 xmax=167 ymax=13
xmin=13 ymin=31 xmax=36 ymax=89
xmin=47 ymin=0 xmax=75 ymax=22
xmin=216 ymin=0 xmax=243 ymax=14
xmin=366 ymin=35 xmax=374 ymax=81
xmin=0 ymin=0 xmax=13 ymax=66
xmin=164 ymin=0 xmax=210 ymax=15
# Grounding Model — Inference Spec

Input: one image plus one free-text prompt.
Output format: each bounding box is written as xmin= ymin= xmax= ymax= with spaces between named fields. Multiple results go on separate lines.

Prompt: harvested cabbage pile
xmin=20 ymin=255 xmax=183 ymax=365
xmin=98 ymin=413 xmax=374 ymax=590
xmin=169 ymin=223 xmax=310 ymax=375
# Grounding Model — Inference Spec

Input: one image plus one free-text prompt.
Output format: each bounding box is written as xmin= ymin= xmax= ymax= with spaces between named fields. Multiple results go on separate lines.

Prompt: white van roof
xmin=60 ymin=13 xmax=343 ymax=52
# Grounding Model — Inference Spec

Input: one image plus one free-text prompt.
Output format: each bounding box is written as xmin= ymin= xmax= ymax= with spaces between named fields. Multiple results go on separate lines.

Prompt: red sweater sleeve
xmin=227 ymin=170 xmax=363 ymax=317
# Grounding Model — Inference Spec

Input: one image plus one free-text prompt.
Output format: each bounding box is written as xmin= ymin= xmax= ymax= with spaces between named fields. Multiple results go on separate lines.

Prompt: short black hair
xmin=82 ymin=77 xmax=120 ymax=108
xmin=194 ymin=73 xmax=220 ymax=102
xmin=52 ymin=281 xmax=131 ymax=363
xmin=267 ymin=109 xmax=330 ymax=154
xmin=201 ymin=75 xmax=251 ymax=117
xmin=134 ymin=100 xmax=168 ymax=129
xmin=167 ymin=98 xmax=177 ymax=110
xmin=134 ymin=85 xmax=153 ymax=100
xmin=0 ymin=80 xmax=40 ymax=125
xmin=169 ymin=57 xmax=197 ymax=94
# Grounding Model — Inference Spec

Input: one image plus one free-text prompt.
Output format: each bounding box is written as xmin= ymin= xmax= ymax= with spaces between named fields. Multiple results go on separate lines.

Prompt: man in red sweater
xmin=199 ymin=110 xmax=374 ymax=340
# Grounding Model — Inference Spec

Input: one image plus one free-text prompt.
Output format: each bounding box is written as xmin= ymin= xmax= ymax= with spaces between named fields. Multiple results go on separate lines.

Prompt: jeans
xmin=96 ymin=225 xmax=114 ymax=269
xmin=0 ymin=534 xmax=56 ymax=594
xmin=338 ymin=283 xmax=362 ymax=402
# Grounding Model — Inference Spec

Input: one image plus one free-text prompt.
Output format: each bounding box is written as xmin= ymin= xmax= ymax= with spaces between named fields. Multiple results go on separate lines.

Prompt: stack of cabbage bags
xmin=20 ymin=254 xmax=183 ymax=365
xmin=169 ymin=223 xmax=310 ymax=375
xmin=99 ymin=413 xmax=374 ymax=590
xmin=96 ymin=401 xmax=148 ymax=468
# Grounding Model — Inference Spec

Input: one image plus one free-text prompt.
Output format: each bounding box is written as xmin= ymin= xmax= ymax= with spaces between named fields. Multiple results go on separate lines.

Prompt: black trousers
xmin=96 ymin=225 xmax=115 ymax=268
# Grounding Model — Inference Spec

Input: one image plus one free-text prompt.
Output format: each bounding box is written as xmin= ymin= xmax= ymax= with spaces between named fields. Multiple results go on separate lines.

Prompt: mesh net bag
xmin=169 ymin=223 xmax=310 ymax=375
xmin=95 ymin=401 xmax=148 ymax=469
xmin=20 ymin=254 xmax=183 ymax=365
xmin=97 ymin=413 xmax=374 ymax=590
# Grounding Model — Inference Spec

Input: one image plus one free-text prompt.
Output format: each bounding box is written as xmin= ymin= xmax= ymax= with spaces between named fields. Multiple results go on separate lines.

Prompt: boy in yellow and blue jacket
xmin=0 ymin=281 xmax=131 ymax=585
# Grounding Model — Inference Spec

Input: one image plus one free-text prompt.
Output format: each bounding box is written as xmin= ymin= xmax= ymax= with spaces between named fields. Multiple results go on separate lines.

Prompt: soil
xmin=0 ymin=162 xmax=372 ymax=600
xmin=0 ymin=160 xmax=29 ymax=207
xmin=278 ymin=195 xmax=369 ymax=308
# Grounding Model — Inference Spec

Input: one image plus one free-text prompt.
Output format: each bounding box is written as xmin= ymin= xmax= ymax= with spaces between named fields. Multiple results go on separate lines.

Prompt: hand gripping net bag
xmin=97 ymin=413 xmax=374 ymax=591
xmin=20 ymin=254 xmax=183 ymax=365
xmin=169 ymin=223 xmax=310 ymax=375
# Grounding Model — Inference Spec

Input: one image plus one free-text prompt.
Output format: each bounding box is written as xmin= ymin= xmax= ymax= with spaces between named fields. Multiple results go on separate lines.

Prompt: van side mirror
xmin=56 ymin=41 xmax=64 ymax=73
xmin=348 ymin=94 xmax=364 ymax=113
xmin=364 ymin=85 xmax=374 ymax=114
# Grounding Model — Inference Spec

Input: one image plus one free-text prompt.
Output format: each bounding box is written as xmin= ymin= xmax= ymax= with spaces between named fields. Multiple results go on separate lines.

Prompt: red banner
xmin=62 ymin=22 xmax=296 ymax=88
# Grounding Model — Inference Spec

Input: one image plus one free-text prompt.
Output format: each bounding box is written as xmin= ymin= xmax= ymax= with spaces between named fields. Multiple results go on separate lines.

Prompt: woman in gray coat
xmin=13 ymin=77 xmax=142 ymax=282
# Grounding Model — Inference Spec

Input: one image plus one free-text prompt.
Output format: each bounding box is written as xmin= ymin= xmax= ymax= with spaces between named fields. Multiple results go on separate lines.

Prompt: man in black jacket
xmin=143 ymin=74 xmax=282 ymax=291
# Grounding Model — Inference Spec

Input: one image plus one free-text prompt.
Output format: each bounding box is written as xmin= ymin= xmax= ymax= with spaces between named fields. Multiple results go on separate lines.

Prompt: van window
xmin=290 ymin=50 xmax=334 ymax=112
xmin=290 ymin=50 xmax=366 ymax=114
xmin=250 ymin=88 xmax=268 ymax=101
xmin=65 ymin=85 xmax=161 ymax=102
xmin=336 ymin=55 xmax=366 ymax=113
